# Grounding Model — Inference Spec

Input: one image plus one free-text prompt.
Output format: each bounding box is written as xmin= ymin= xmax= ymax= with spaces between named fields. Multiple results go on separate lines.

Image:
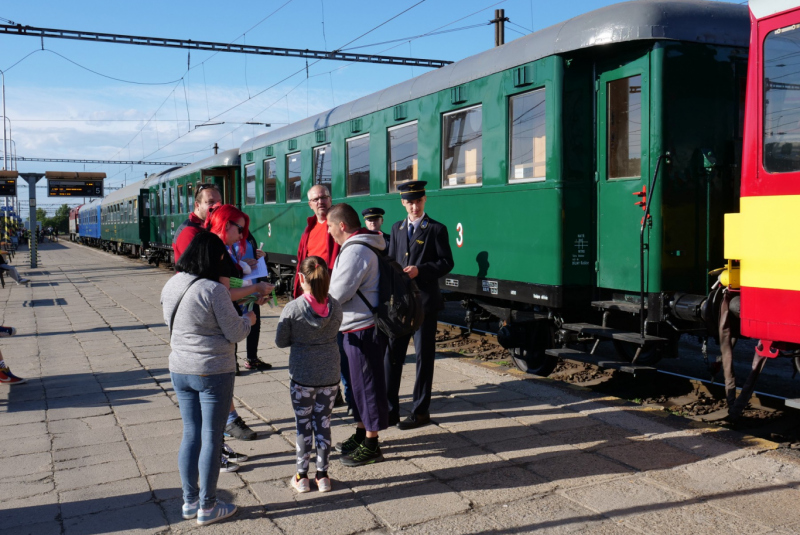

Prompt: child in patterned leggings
xmin=275 ymin=256 xmax=343 ymax=493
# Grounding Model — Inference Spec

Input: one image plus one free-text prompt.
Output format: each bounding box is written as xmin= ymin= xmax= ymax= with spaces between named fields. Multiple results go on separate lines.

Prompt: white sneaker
xmin=290 ymin=475 xmax=310 ymax=493
xmin=316 ymin=476 xmax=332 ymax=493
xmin=220 ymin=455 xmax=239 ymax=473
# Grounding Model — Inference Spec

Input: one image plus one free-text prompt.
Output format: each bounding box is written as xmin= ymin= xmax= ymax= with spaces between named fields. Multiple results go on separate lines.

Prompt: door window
xmin=607 ymin=75 xmax=642 ymax=179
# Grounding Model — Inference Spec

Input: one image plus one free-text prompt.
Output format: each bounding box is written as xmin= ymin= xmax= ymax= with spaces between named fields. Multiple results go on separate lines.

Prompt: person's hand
xmin=255 ymin=281 xmax=275 ymax=296
xmin=255 ymin=249 xmax=266 ymax=259
xmin=244 ymin=311 xmax=257 ymax=326
xmin=403 ymin=266 xmax=419 ymax=279
xmin=244 ymin=258 xmax=258 ymax=268
xmin=256 ymin=295 xmax=269 ymax=306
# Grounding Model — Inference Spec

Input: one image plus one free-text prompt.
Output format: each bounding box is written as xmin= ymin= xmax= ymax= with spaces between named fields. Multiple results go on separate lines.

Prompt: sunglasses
xmin=229 ymin=221 xmax=245 ymax=234
xmin=197 ymin=183 xmax=219 ymax=192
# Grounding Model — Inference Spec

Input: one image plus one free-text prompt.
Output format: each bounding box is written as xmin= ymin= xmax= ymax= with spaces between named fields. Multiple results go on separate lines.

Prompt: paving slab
xmin=3 ymin=241 xmax=800 ymax=534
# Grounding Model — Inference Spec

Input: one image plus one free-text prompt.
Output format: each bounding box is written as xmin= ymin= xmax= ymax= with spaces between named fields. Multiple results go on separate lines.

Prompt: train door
xmin=202 ymin=168 xmax=239 ymax=207
xmin=596 ymin=56 xmax=650 ymax=292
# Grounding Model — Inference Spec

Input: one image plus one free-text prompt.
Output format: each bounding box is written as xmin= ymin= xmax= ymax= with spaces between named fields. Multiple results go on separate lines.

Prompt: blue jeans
xmin=171 ymin=372 xmax=235 ymax=510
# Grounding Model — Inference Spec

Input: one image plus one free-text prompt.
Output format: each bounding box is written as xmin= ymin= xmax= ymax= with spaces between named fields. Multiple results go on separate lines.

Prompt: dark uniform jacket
xmin=388 ymin=214 xmax=454 ymax=312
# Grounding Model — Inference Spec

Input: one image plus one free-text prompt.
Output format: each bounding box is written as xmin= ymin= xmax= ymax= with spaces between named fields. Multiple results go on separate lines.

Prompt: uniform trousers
xmin=385 ymin=310 xmax=439 ymax=417
xmin=341 ymin=326 xmax=389 ymax=432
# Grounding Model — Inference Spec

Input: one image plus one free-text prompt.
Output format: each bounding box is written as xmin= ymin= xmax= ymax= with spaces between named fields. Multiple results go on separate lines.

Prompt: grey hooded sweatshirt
xmin=275 ymin=295 xmax=343 ymax=387
xmin=328 ymin=231 xmax=386 ymax=332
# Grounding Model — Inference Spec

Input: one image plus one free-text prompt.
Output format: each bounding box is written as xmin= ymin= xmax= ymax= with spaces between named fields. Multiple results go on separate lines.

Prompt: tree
xmin=43 ymin=204 xmax=71 ymax=233
xmin=36 ymin=208 xmax=47 ymax=223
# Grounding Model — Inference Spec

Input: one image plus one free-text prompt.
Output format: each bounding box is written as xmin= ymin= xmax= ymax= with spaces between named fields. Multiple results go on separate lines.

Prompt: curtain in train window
xmin=764 ymin=24 xmax=800 ymax=173
xmin=442 ymin=105 xmax=482 ymax=187
xmin=509 ymin=88 xmax=546 ymax=182
xmin=388 ymin=122 xmax=418 ymax=192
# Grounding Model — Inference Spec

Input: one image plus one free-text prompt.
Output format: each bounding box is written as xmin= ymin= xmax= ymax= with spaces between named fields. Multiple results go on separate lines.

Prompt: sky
xmin=0 ymin=0 xmax=742 ymax=217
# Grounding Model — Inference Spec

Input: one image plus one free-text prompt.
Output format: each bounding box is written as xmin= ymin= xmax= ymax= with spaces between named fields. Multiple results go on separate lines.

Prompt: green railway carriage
xmin=99 ymin=181 xmax=149 ymax=256
xmin=144 ymin=149 xmax=241 ymax=265
xmin=236 ymin=0 xmax=750 ymax=373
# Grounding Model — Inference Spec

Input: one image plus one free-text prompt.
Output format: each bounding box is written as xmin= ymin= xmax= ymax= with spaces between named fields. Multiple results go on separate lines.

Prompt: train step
xmin=591 ymin=300 xmax=645 ymax=314
xmin=546 ymin=348 xmax=657 ymax=377
xmin=560 ymin=322 xmax=669 ymax=345
xmin=785 ymin=399 xmax=800 ymax=410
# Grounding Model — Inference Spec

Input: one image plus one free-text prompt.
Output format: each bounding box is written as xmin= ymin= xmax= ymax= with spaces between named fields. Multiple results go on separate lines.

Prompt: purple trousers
xmin=341 ymin=326 xmax=389 ymax=432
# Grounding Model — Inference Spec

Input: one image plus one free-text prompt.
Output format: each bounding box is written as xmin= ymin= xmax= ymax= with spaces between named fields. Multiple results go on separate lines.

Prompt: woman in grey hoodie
xmin=275 ymin=256 xmax=343 ymax=493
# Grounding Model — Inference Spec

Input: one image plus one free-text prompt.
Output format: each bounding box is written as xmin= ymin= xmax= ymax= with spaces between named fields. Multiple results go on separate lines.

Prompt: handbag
xmin=169 ymin=276 xmax=201 ymax=340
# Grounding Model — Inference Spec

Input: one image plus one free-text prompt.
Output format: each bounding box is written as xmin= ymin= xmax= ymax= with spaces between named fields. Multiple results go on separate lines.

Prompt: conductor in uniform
xmin=361 ymin=207 xmax=390 ymax=250
xmin=385 ymin=181 xmax=454 ymax=429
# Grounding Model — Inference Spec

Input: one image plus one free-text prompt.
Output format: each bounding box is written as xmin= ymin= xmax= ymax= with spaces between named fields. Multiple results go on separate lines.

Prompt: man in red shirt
xmin=293 ymin=184 xmax=340 ymax=298
xmin=172 ymin=184 xmax=222 ymax=263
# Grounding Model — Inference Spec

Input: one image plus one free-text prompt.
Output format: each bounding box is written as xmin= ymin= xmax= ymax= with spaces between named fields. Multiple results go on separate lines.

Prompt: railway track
xmin=435 ymin=321 xmax=800 ymax=446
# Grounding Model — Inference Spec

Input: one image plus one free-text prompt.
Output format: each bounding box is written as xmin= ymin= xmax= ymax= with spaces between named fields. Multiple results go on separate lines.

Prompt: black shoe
xmin=335 ymin=433 xmax=364 ymax=455
xmin=397 ymin=413 xmax=431 ymax=430
xmin=340 ymin=442 xmax=384 ymax=467
xmin=334 ymin=390 xmax=346 ymax=408
xmin=244 ymin=359 xmax=272 ymax=371
xmin=224 ymin=416 xmax=257 ymax=440
xmin=388 ymin=413 xmax=400 ymax=427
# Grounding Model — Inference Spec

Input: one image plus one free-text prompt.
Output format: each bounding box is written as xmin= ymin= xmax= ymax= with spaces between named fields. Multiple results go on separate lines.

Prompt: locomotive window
xmin=264 ymin=159 xmax=277 ymax=204
xmin=347 ymin=134 xmax=370 ymax=196
xmin=245 ymin=163 xmax=256 ymax=205
xmin=313 ymin=144 xmax=332 ymax=187
xmin=509 ymin=88 xmax=547 ymax=182
xmin=764 ymin=24 xmax=800 ymax=173
xmin=286 ymin=153 xmax=302 ymax=202
xmin=442 ymin=105 xmax=483 ymax=188
xmin=607 ymin=75 xmax=642 ymax=179
xmin=388 ymin=121 xmax=418 ymax=192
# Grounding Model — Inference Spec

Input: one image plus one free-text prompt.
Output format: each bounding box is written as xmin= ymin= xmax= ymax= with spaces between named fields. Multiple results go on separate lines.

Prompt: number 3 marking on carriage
xmin=268 ymin=223 xmax=272 ymax=237
xmin=456 ymin=222 xmax=463 ymax=248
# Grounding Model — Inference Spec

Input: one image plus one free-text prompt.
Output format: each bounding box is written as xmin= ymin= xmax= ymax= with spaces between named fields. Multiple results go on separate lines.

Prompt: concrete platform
xmin=2 ymin=241 xmax=800 ymax=534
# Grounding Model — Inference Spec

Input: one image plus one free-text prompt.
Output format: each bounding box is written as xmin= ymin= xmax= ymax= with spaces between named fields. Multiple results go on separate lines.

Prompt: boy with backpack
xmin=326 ymin=203 xmax=390 ymax=466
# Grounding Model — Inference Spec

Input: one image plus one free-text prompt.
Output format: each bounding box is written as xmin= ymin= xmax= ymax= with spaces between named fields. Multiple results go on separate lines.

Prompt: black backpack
xmin=340 ymin=241 xmax=424 ymax=339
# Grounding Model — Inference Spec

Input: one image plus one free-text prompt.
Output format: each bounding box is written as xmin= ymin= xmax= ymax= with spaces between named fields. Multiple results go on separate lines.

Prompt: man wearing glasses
xmin=173 ymin=183 xmax=222 ymax=263
xmin=293 ymin=185 xmax=339 ymax=298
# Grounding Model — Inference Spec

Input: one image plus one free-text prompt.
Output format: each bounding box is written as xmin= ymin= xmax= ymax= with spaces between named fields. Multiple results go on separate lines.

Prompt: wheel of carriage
xmin=499 ymin=321 xmax=558 ymax=377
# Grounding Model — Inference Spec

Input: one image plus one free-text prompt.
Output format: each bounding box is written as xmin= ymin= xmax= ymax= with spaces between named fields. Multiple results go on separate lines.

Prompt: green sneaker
xmin=340 ymin=443 xmax=384 ymax=467
xmin=335 ymin=433 xmax=364 ymax=456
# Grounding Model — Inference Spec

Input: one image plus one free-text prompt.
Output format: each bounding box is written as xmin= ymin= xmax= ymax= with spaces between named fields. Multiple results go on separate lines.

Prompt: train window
xmin=133 ymin=199 xmax=138 ymax=223
xmin=245 ymin=163 xmax=256 ymax=205
xmin=186 ymin=183 xmax=193 ymax=209
xmin=442 ymin=105 xmax=483 ymax=188
xmin=286 ymin=153 xmax=302 ymax=202
xmin=154 ymin=192 xmax=160 ymax=216
xmin=388 ymin=121 xmax=418 ymax=192
xmin=170 ymin=187 xmax=176 ymax=214
xmin=264 ymin=159 xmax=277 ymax=203
xmin=144 ymin=194 xmax=150 ymax=216
xmin=347 ymin=134 xmax=370 ymax=196
xmin=607 ymin=75 xmax=642 ymax=179
xmin=177 ymin=184 xmax=183 ymax=213
xmin=764 ymin=25 xmax=800 ymax=173
xmin=313 ymin=144 xmax=332 ymax=187
xmin=509 ymin=88 xmax=546 ymax=182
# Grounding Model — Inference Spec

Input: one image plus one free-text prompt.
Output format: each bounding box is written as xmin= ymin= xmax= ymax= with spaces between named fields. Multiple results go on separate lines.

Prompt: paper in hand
xmin=243 ymin=257 xmax=268 ymax=281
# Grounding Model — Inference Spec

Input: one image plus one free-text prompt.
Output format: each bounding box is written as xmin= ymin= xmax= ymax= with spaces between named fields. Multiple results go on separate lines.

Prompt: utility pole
xmin=492 ymin=9 xmax=508 ymax=47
